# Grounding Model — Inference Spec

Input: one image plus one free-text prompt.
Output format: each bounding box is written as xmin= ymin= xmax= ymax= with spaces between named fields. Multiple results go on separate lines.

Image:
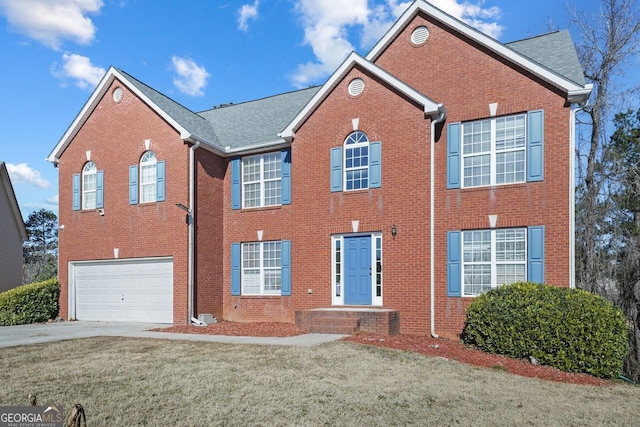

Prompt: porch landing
xmin=295 ymin=308 xmax=400 ymax=335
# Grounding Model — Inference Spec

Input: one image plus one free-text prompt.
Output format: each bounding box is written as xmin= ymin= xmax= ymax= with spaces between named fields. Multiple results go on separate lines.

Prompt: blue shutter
xmin=281 ymin=150 xmax=291 ymax=205
xmin=72 ymin=173 xmax=81 ymax=211
xmin=447 ymin=231 xmax=462 ymax=297
xmin=369 ymin=141 xmax=381 ymax=188
xmin=527 ymin=110 xmax=544 ymax=182
xmin=231 ymin=158 xmax=241 ymax=210
xmin=330 ymin=147 xmax=343 ymax=192
xmin=129 ymin=165 xmax=138 ymax=205
xmin=281 ymin=240 xmax=291 ymax=296
xmin=447 ymin=123 xmax=461 ymax=189
xmin=156 ymin=160 xmax=166 ymax=202
xmin=231 ymin=243 xmax=241 ymax=295
xmin=528 ymin=226 xmax=545 ymax=283
xmin=96 ymin=170 xmax=104 ymax=209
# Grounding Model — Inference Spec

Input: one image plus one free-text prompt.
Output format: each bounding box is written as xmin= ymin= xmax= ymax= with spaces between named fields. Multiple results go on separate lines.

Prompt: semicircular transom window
xmin=348 ymin=78 xmax=365 ymax=96
xmin=411 ymin=25 xmax=430 ymax=45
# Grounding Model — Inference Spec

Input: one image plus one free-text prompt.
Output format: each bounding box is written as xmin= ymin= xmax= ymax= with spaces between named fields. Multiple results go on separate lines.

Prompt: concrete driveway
xmin=0 ymin=321 xmax=345 ymax=348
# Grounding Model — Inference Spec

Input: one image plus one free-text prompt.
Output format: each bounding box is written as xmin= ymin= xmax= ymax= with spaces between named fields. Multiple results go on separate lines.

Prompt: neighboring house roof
xmin=0 ymin=162 xmax=28 ymax=242
xmin=198 ymin=87 xmax=321 ymax=153
xmin=506 ymin=30 xmax=586 ymax=87
xmin=366 ymin=0 xmax=591 ymax=103
xmin=281 ymin=52 xmax=443 ymax=140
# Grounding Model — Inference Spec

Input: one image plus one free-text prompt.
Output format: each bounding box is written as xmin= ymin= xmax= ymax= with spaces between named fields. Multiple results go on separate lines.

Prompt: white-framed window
xmin=344 ymin=131 xmax=369 ymax=191
xmin=242 ymin=153 xmax=282 ymax=208
xmin=82 ymin=161 xmax=97 ymax=210
xmin=241 ymin=241 xmax=282 ymax=295
xmin=462 ymin=114 xmax=526 ymax=188
xmin=140 ymin=151 xmax=157 ymax=203
xmin=462 ymin=228 xmax=527 ymax=296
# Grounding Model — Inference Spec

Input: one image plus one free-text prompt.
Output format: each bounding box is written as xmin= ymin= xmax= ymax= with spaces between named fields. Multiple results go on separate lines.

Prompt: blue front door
xmin=344 ymin=236 xmax=372 ymax=305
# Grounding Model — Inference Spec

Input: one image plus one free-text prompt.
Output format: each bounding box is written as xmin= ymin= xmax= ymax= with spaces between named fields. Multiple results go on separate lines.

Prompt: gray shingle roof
xmin=506 ymin=30 xmax=586 ymax=86
xmin=117 ymin=68 xmax=222 ymax=148
xmin=197 ymin=87 xmax=321 ymax=151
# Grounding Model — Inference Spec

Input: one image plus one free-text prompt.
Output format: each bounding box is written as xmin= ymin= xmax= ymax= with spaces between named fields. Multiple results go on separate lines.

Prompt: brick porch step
xmin=295 ymin=308 xmax=400 ymax=335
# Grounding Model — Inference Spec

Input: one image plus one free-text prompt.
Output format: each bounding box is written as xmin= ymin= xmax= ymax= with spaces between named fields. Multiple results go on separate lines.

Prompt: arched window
xmin=140 ymin=151 xmax=157 ymax=203
xmin=344 ymin=131 xmax=369 ymax=190
xmin=82 ymin=161 xmax=97 ymax=209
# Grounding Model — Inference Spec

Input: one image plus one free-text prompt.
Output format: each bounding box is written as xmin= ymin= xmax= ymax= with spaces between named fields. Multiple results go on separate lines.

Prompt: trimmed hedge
xmin=0 ymin=278 xmax=59 ymax=326
xmin=461 ymin=282 xmax=628 ymax=379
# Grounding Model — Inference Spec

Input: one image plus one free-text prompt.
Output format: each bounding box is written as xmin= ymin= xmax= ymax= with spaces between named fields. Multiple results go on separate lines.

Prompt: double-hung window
xmin=447 ymin=226 xmax=545 ymax=297
xmin=72 ymin=162 xmax=103 ymax=211
xmin=242 ymin=153 xmax=281 ymax=208
xmin=462 ymin=228 xmax=526 ymax=296
xmin=140 ymin=151 xmax=157 ymax=203
xmin=330 ymin=132 xmax=381 ymax=192
xmin=447 ymin=110 xmax=544 ymax=189
xmin=462 ymin=115 xmax=526 ymax=187
xmin=82 ymin=161 xmax=97 ymax=210
xmin=241 ymin=241 xmax=282 ymax=295
xmin=344 ymin=131 xmax=369 ymax=190
xmin=231 ymin=150 xmax=291 ymax=210
xmin=129 ymin=151 xmax=165 ymax=205
xmin=231 ymin=240 xmax=291 ymax=296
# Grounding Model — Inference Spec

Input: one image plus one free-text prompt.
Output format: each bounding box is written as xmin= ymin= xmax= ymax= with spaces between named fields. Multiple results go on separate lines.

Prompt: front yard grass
xmin=1 ymin=337 xmax=638 ymax=426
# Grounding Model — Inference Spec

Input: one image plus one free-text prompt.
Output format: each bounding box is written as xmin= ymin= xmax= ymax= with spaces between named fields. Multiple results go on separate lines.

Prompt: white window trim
xmin=241 ymin=241 xmax=282 ymax=296
xmin=140 ymin=151 xmax=157 ymax=204
xmin=343 ymin=131 xmax=370 ymax=191
xmin=461 ymin=114 xmax=527 ymax=188
xmin=241 ymin=153 xmax=282 ymax=208
xmin=331 ymin=233 xmax=383 ymax=306
xmin=462 ymin=228 xmax=527 ymax=297
xmin=82 ymin=161 xmax=96 ymax=210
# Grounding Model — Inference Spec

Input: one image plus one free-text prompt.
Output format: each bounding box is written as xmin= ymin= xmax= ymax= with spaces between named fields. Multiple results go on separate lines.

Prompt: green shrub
xmin=0 ymin=278 xmax=59 ymax=326
xmin=461 ymin=282 xmax=628 ymax=379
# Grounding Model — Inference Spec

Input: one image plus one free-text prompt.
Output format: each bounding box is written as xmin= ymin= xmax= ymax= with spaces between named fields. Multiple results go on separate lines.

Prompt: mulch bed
xmin=153 ymin=322 xmax=613 ymax=387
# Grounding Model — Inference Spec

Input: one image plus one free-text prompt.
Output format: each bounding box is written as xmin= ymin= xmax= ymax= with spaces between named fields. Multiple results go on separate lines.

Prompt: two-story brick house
xmin=47 ymin=1 xmax=591 ymax=338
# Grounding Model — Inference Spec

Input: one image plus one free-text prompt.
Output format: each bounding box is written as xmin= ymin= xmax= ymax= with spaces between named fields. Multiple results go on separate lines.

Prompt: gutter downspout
xmin=569 ymin=102 xmax=586 ymax=289
xmin=430 ymin=105 xmax=446 ymax=338
xmin=188 ymin=141 xmax=203 ymax=325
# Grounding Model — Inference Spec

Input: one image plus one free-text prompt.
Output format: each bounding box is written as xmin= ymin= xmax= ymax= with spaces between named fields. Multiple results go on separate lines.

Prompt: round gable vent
xmin=112 ymin=87 xmax=124 ymax=103
xmin=348 ymin=78 xmax=365 ymax=96
xmin=411 ymin=26 xmax=430 ymax=45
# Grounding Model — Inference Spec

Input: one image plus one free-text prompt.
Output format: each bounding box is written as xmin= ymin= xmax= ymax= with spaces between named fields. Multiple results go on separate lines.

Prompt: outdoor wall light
xmin=175 ymin=203 xmax=192 ymax=225
xmin=391 ymin=224 xmax=397 ymax=238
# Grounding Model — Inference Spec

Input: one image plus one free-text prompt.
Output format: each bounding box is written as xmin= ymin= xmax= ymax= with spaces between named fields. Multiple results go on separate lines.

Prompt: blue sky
xmin=0 ymin=0 xmax=600 ymax=220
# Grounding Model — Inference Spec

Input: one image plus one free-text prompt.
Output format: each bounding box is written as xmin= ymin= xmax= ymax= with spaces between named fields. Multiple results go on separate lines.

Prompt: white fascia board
xmin=281 ymin=52 xmax=439 ymax=140
xmin=366 ymin=0 xmax=590 ymax=98
xmin=47 ymin=67 xmax=197 ymax=163
xmin=224 ymin=139 xmax=290 ymax=157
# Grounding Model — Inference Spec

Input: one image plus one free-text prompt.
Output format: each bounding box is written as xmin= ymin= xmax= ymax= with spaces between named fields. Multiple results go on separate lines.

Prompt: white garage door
xmin=72 ymin=258 xmax=173 ymax=323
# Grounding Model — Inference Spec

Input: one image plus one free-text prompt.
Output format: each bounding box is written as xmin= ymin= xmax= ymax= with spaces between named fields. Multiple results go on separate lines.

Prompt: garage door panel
xmin=73 ymin=258 xmax=173 ymax=323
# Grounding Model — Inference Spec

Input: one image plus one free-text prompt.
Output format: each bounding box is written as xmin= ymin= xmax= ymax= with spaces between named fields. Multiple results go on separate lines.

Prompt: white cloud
xmin=171 ymin=56 xmax=211 ymax=97
xmin=52 ymin=53 xmax=105 ymax=89
xmin=238 ymin=0 xmax=259 ymax=32
xmin=0 ymin=0 xmax=103 ymax=50
xmin=46 ymin=194 xmax=59 ymax=206
xmin=6 ymin=163 xmax=51 ymax=189
xmin=289 ymin=0 xmax=503 ymax=87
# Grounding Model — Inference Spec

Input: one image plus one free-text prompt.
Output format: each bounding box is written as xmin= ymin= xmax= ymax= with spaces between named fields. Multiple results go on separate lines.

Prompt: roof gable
xmin=47 ymin=67 xmax=222 ymax=163
xmin=366 ymin=0 xmax=591 ymax=103
xmin=0 ymin=162 xmax=27 ymax=242
xmin=281 ymin=52 xmax=443 ymax=140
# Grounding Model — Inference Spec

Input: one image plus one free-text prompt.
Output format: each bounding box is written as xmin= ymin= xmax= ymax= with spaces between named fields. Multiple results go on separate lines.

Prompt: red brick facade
xmin=51 ymin=4 xmax=588 ymax=338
